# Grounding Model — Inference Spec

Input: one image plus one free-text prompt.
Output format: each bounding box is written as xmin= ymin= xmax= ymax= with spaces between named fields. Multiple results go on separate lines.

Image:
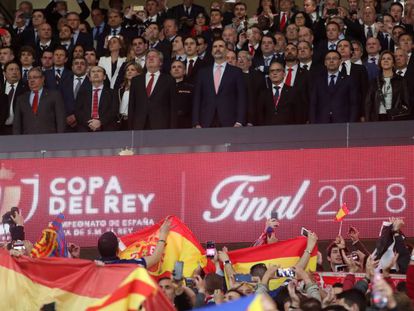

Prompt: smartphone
xmin=206 ymin=241 xmax=216 ymax=258
xmin=133 ymin=5 xmax=144 ymax=12
xmin=334 ymin=264 xmax=347 ymax=272
xmin=300 ymin=227 xmax=309 ymax=237
xmin=173 ymin=261 xmax=184 ymax=281
xmin=327 ymin=8 xmax=339 ymax=15
xmin=276 ymin=268 xmax=295 ymax=278
xmin=351 ymin=251 xmax=359 ymax=261
xmin=12 ymin=240 xmax=25 ymax=251
xmin=234 ymin=274 xmax=252 ymax=282
xmin=185 ymin=278 xmax=194 ymax=288
xmin=270 ymin=210 xmax=278 ymax=220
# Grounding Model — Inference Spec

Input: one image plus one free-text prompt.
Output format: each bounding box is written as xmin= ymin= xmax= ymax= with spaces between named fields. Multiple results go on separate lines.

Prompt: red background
xmin=0 ymin=145 xmax=413 ymax=246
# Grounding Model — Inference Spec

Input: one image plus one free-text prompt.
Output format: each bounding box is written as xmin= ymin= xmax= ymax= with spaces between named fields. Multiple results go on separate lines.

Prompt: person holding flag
xmin=97 ymin=217 xmax=172 ymax=268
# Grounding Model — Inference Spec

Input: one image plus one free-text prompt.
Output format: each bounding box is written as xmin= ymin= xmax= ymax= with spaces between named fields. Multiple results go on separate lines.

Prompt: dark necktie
xmin=329 ymin=43 xmax=336 ymax=50
xmin=74 ymin=77 xmax=82 ymax=98
xmin=112 ymin=29 xmax=117 ymax=36
xmin=370 ymin=57 xmax=376 ymax=64
xmin=367 ymin=26 xmax=373 ymax=38
xmin=8 ymin=84 xmax=15 ymax=106
xmin=188 ymin=59 xmax=194 ymax=76
xmin=273 ymin=86 xmax=280 ymax=109
xmin=384 ymin=33 xmax=390 ymax=50
xmin=329 ymin=74 xmax=336 ymax=87
xmin=302 ymin=64 xmax=308 ymax=70
xmin=397 ymin=70 xmax=403 ymax=76
xmin=94 ymin=26 xmax=101 ymax=40
xmin=23 ymin=69 xmax=28 ymax=81
xmin=340 ymin=62 xmax=347 ymax=76
xmin=56 ymin=69 xmax=62 ymax=84
xmin=41 ymin=45 xmax=47 ymax=50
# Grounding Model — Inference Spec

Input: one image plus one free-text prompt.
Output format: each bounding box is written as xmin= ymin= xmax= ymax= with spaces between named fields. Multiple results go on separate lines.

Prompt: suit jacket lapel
xmin=217 ymin=65 xmax=229 ymax=94
xmin=149 ymin=73 xmax=162 ymax=97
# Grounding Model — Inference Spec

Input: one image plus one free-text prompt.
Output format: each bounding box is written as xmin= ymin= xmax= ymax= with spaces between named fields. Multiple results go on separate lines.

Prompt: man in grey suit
xmin=13 ymin=67 xmax=66 ymax=134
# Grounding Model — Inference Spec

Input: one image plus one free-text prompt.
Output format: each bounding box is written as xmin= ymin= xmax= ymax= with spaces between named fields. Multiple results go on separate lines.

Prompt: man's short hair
xmin=326 ymin=21 xmax=340 ymax=31
xmin=28 ymin=67 xmax=44 ymax=77
xmin=19 ymin=45 xmax=36 ymax=59
xmin=337 ymin=289 xmax=367 ymax=311
xmin=98 ymin=231 xmax=118 ymax=258
xmin=234 ymin=2 xmax=247 ymax=10
xmin=390 ymin=2 xmax=403 ymax=11
xmin=325 ymin=50 xmax=342 ymax=59
xmin=54 ymin=46 xmax=69 ymax=58
xmin=399 ymin=32 xmax=413 ymax=42
xmin=250 ymin=263 xmax=267 ymax=279
xmin=146 ymin=48 xmax=164 ymax=62
xmin=4 ymin=61 xmax=21 ymax=72
xmin=147 ymin=22 xmax=160 ymax=31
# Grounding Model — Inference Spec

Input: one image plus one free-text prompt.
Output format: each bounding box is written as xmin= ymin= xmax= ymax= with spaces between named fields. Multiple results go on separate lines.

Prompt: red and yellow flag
xmin=0 ymin=249 xmax=172 ymax=310
xmin=227 ymin=237 xmax=318 ymax=289
xmin=119 ymin=216 xmax=206 ymax=278
xmin=335 ymin=203 xmax=350 ymax=222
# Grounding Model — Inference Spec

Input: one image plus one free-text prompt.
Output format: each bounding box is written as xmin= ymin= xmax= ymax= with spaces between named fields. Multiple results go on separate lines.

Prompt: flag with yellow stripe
xmin=119 ymin=216 xmax=206 ymax=278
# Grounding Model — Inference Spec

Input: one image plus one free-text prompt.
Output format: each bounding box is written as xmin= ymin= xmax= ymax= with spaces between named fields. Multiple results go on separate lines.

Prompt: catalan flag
xmin=227 ymin=237 xmax=318 ymax=290
xmin=335 ymin=203 xmax=350 ymax=222
xmin=119 ymin=216 xmax=206 ymax=278
xmin=0 ymin=249 xmax=173 ymax=310
xmin=31 ymin=213 xmax=68 ymax=258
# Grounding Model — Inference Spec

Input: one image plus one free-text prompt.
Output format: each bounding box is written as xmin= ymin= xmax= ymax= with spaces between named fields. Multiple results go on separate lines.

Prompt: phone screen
xmin=173 ymin=261 xmax=184 ymax=280
xmin=301 ymin=227 xmax=309 ymax=237
xmin=234 ymin=274 xmax=252 ymax=282
xmin=206 ymin=241 xmax=216 ymax=258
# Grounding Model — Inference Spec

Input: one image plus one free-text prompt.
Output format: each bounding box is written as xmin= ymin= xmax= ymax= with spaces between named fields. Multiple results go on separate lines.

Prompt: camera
xmin=327 ymin=8 xmax=339 ymax=16
xmin=2 ymin=207 xmax=19 ymax=227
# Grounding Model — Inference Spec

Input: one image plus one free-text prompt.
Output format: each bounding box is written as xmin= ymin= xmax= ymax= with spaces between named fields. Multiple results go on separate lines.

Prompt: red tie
xmin=32 ymin=90 xmax=39 ymax=114
xmin=146 ymin=73 xmax=155 ymax=97
xmin=285 ymin=67 xmax=293 ymax=86
xmin=280 ymin=13 xmax=287 ymax=31
xmin=187 ymin=59 xmax=194 ymax=76
xmin=91 ymin=88 xmax=100 ymax=119
xmin=249 ymin=45 xmax=255 ymax=56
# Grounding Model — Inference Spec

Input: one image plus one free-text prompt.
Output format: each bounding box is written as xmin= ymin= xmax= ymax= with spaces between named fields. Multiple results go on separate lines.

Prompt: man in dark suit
xmin=45 ymin=47 xmax=73 ymax=90
xmin=183 ymin=36 xmax=205 ymax=84
xmin=192 ymin=39 xmax=247 ymax=128
xmin=13 ymin=67 xmax=66 ymax=134
xmin=35 ymin=23 xmax=58 ymax=64
xmin=259 ymin=61 xmax=295 ymax=125
xmin=128 ymin=49 xmax=176 ymax=130
xmin=66 ymin=12 xmax=93 ymax=49
xmin=21 ymin=10 xmax=46 ymax=47
xmin=237 ymin=50 xmax=267 ymax=126
xmin=253 ymin=35 xmax=278 ymax=76
xmin=270 ymin=0 xmax=294 ymax=32
xmin=170 ymin=60 xmax=194 ymax=128
xmin=0 ymin=61 xmax=29 ymax=135
xmin=75 ymin=66 xmax=117 ymax=132
xmin=337 ymin=39 xmax=369 ymax=121
xmin=167 ymin=0 xmax=206 ymax=34
xmin=44 ymin=0 xmax=90 ymax=30
xmin=144 ymin=23 xmax=172 ymax=72
xmin=314 ymin=21 xmax=341 ymax=65
xmin=61 ymin=57 xmax=91 ymax=132
xmin=310 ymin=51 xmax=359 ymax=123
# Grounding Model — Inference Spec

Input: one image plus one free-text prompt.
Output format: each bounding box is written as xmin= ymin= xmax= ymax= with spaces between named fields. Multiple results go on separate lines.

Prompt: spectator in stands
xmin=66 ymin=12 xmax=93 ymax=49
xmin=131 ymin=37 xmax=148 ymax=70
xmin=298 ymin=40 xmax=315 ymax=71
xmin=365 ymin=51 xmax=411 ymax=121
xmin=274 ymin=32 xmax=287 ymax=62
xmin=18 ymin=46 xmax=35 ymax=84
xmin=21 ymin=10 xmax=46 ymax=47
xmin=13 ymin=67 xmax=65 ymax=134
xmin=365 ymin=37 xmax=382 ymax=66
xmin=0 ymin=61 xmax=28 ymax=135
xmin=61 ymin=57 xmax=90 ymax=132
xmin=272 ymin=0 xmax=294 ymax=32
xmin=162 ymin=18 xmax=179 ymax=43
xmin=167 ymin=0 xmax=207 ymax=35
xmin=237 ymin=50 xmax=266 ymax=126
xmin=192 ymin=38 xmax=247 ymax=128
xmin=97 ymin=217 xmax=171 ymax=267
xmin=75 ymin=65 xmax=117 ymax=132
xmin=236 ymin=25 xmax=263 ymax=58
xmin=40 ymin=50 xmax=54 ymax=72
xmin=117 ymin=61 xmax=143 ymax=130
xmin=231 ymin=2 xmax=248 ymax=33
xmin=259 ymin=61 xmax=295 ymax=125
xmin=170 ymin=60 xmax=194 ymax=129
xmin=172 ymin=35 xmax=186 ymax=61
xmin=158 ymin=277 xmax=194 ymax=310
xmin=225 ymin=50 xmax=237 ymax=65
xmin=98 ymin=36 xmax=127 ymax=89
xmin=310 ymin=50 xmax=359 ymax=123
xmin=222 ymin=26 xmax=238 ymax=51
xmin=191 ymin=11 xmax=210 ymax=37
xmin=45 ymin=46 xmax=71 ymax=89
xmin=35 ymin=23 xmax=58 ymax=64
xmin=298 ymin=26 xmax=314 ymax=45
xmin=85 ymin=48 xmax=98 ymax=72
xmin=128 ymin=49 xmax=176 ymax=130
xmin=58 ymin=24 xmax=74 ymax=57
xmin=196 ymin=35 xmax=211 ymax=63
xmin=183 ymin=36 xmax=203 ymax=84
xmin=253 ymin=34 xmax=277 ymax=75
xmin=314 ymin=21 xmax=341 ymax=64
xmin=91 ymin=7 xmax=107 ymax=47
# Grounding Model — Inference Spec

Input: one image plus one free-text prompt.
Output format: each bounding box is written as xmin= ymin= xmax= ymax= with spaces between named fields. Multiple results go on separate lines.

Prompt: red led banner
xmin=0 ymin=145 xmax=413 ymax=246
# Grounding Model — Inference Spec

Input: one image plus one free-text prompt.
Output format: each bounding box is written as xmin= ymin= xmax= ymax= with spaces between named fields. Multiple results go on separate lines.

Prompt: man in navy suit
xmin=192 ymin=38 xmax=247 ymax=128
xmin=167 ymin=0 xmax=206 ymax=34
xmin=44 ymin=46 xmax=73 ymax=90
xmin=66 ymin=12 xmax=93 ymax=49
xmin=60 ymin=57 xmax=91 ymax=132
xmin=310 ymin=51 xmax=359 ymax=123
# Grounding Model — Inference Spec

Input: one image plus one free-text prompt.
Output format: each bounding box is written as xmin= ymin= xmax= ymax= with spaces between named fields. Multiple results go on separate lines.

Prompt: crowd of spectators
xmin=0 ymin=0 xmax=413 ymax=134
xmin=4 ymin=207 xmax=414 ymax=311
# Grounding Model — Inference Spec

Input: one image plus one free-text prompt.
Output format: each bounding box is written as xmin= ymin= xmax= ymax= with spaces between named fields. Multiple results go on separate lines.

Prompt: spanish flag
xmin=335 ymin=203 xmax=350 ymax=222
xmin=0 ymin=249 xmax=172 ymax=310
xmin=119 ymin=216 xmax=206 ymax=278
xmin=227 ymin=237 xmax=317 ymax=289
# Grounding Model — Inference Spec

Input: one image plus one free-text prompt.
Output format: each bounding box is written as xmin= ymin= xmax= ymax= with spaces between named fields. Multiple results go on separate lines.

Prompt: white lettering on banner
xmin=48 ymin=176 xmax=154 ymax=216
xmin=203 ymin=175 xmax=311 ymax=222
